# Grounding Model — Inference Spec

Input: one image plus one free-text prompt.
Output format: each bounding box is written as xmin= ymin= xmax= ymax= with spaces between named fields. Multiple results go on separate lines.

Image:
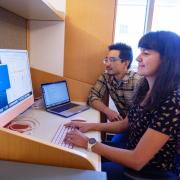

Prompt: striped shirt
xmin=87 ymin=70 xmax=142 ymax=118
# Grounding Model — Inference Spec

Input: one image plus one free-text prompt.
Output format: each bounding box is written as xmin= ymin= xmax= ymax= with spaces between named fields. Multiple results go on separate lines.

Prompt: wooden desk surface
xmin=19 ymin=102 xmax=101 ymax=171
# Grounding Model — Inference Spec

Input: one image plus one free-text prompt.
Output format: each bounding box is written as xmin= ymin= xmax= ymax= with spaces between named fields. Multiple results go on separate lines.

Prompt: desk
xmin=18 ymin=102 xmax=101 ymax=171
xmin=0 ymin=160 xmax=106 ymax=180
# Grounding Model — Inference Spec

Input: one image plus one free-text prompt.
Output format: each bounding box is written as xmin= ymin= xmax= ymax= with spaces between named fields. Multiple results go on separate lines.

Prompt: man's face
xmin=106 ymin=50 xmax=124 ymax=76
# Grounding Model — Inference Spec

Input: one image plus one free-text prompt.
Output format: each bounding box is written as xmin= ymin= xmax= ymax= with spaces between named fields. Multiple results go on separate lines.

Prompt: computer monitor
xmin=0 ymin=49 xmax=34 ymax=127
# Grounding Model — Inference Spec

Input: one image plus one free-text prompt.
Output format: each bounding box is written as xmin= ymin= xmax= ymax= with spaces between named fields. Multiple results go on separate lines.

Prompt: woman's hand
xmin=64 ymin=130 xmax=89 ymax=148
xmin=64 ymin=122 xmax=92 ymax=133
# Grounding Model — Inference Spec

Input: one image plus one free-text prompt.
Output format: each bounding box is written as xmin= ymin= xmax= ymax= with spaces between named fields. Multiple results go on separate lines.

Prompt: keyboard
xmin=51 ymin=124 xmax=78 ymax=149
xmin=51 ymin=103 xmax=79 ymax=113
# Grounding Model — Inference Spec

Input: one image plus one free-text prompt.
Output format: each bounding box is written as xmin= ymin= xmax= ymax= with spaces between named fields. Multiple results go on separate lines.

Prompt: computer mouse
xmin=70 ymin=116 xmax=87 ymax=122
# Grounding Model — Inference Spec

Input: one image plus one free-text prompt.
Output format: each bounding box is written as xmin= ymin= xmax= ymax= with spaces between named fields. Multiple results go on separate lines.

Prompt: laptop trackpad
xmin=59 ymin=105 xmax=89 ymax=116
xmin=68 ymin=107 xmax=84 ymax=113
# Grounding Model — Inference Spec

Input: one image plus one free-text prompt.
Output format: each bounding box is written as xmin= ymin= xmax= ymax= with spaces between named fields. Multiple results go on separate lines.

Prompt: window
xmin=152 ymin=0 xmax=180 ymax=34
xmin=114 ymin=0 xmax=180 ymax=70
xmin=119 ymin=25 xmax=128 ymax=34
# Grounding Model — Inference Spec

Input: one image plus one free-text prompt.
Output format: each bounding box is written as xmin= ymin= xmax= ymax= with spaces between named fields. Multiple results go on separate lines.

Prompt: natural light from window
xmin=114 ymin=0 xmax=147 ymax=69
xmin=114 ymin=0 xmax=180 ymax=71
xmin=152 ymin=0 xmax=180 ymax=34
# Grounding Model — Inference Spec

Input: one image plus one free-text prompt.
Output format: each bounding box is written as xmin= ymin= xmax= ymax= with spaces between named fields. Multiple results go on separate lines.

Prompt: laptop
xmin=41 ymin=80 xmax=90 ymax=118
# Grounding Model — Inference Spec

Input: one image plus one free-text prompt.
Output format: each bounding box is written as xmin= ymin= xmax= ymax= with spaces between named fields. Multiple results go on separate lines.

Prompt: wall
xmin=29 ymin=20 xmax=65 ymax=76
xmin=64 ymin=0 xmax=116 ymax=85
xmin=29 ymin=0 xmax=66 ymax=77
xmin=31 ymin=68 xmax=93 ymax=102
xmin=0 ymin=7 xmax=26 ymax=50
xmin=48 ymin=0 xmax=66 ymax=17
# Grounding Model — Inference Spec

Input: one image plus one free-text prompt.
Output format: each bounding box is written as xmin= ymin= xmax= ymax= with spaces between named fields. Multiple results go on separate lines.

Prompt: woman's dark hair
xmin=132 ymin=31 xmax=180 ymax=112
xmin=108 ymin=43 xmax=133 ymax=69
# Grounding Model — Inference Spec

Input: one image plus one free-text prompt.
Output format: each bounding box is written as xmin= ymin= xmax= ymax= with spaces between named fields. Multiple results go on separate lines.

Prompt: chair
xmin=123 ymin=167 xmax=180 ymax=180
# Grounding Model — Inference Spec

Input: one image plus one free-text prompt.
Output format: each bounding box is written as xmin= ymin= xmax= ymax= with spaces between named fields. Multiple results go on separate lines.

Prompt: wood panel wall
xmin=30 ymin=68 xmax=93 ymax=102
xmin=64 ymin=0 xmax=116 ymax=85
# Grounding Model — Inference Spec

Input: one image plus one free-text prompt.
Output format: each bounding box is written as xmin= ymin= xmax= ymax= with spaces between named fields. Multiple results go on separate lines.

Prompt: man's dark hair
xmin=132 ymin=31 xmax=180 ymax=112
xmin=108 ymin=42 xmax=133 ymax=69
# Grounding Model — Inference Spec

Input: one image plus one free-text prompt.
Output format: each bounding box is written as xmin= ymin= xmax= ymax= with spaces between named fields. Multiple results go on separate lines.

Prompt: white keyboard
xmin=51 ymin=124 xmax=78 ymax=149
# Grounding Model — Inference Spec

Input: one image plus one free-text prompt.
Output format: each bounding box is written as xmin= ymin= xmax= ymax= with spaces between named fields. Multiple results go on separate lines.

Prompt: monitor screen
xmin=0 ymin=49 xmax=34 ymax=127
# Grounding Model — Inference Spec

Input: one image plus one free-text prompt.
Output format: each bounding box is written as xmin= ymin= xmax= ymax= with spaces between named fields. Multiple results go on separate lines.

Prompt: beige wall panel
xmin=29 ymin=20 xmax=65 ymax=77
xmin=64 ymin=0 xmax=116 ymax=85
xmin=31 ymin=68 xmax=93 ymax=102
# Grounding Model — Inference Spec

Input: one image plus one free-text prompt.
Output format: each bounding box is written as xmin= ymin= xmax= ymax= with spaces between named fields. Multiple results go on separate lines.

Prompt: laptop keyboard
xmin=51 ymin=103 xmax=79 ymax=113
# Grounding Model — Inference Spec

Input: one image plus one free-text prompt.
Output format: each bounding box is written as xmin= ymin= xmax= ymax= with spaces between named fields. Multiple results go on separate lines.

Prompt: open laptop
xmin=41 ymin=80 xmax=90 ymax=118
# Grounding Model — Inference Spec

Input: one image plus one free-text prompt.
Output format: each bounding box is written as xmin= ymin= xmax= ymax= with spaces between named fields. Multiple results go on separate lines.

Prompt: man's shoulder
xmin=94 ymin=71 xmax=111 ymax=85
xmin=124 ymin=70 xmax=142 ymax=81
xmin=132 ymin=72 xmax=142 ymax=80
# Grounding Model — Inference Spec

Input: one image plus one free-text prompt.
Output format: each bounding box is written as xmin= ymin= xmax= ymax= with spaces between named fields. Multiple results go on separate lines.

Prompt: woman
xmin=64 ymin=31 xmax=180 ymax=180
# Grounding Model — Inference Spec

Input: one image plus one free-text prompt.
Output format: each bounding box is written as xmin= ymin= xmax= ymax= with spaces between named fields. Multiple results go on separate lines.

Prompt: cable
xmin=32 ymin=96 xmax=44 ymax=108
xmin=34 ymin=96 xmax=43 ymax=100
xmin=6 ymin=106 xmax=40 ymax=135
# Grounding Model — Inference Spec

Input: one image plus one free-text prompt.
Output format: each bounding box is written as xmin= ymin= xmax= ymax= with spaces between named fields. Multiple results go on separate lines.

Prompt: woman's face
xmin=136 ymin=48 xmax=161 ymax=79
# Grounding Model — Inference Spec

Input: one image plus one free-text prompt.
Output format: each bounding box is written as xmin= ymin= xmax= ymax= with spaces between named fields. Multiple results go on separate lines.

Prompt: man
xmin=87 ymin=42 xmax=142 ymax=143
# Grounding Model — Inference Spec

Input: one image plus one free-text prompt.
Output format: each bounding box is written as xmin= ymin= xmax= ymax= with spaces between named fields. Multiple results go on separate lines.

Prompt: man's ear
xmin=123 ymin=60 xmax=129 ymax=69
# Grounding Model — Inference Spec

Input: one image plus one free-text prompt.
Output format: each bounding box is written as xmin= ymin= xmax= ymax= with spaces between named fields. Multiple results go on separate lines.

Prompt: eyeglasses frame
xmin=103 ymin=57 xmax=123 ymax=64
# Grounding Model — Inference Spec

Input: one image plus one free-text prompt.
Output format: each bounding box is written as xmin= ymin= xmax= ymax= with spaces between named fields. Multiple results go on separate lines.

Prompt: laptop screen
xmin=41 ymin=81 xmax=70 ymax=109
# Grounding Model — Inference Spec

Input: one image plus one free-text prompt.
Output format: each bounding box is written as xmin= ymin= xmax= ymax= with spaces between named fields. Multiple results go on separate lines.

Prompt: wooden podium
xmin=0 ymin=105 xmax=100 ymax=171
xmin=0 ymin=127 xmax=96 ymax=170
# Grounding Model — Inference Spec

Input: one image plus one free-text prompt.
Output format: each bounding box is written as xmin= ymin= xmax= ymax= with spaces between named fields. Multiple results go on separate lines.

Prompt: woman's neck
xmin=140 ymin=77 xmax=155 ymax=107
xmin=146 ymin=76 xmax=156 ymax=92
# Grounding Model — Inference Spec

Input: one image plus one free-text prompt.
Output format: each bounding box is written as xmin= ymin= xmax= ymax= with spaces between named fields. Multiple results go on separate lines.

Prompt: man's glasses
xmin=103 ymin=57 xmax=123 ymax=64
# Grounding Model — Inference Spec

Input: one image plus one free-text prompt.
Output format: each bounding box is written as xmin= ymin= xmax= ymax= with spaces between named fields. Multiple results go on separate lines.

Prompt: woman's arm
xmin=64 ymin=116 xmax=129 ymax=134
xmin=64 ymin=127 xmax=170 ymax=171
xmin=92 ymin=127 xmax=170 ymax=170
